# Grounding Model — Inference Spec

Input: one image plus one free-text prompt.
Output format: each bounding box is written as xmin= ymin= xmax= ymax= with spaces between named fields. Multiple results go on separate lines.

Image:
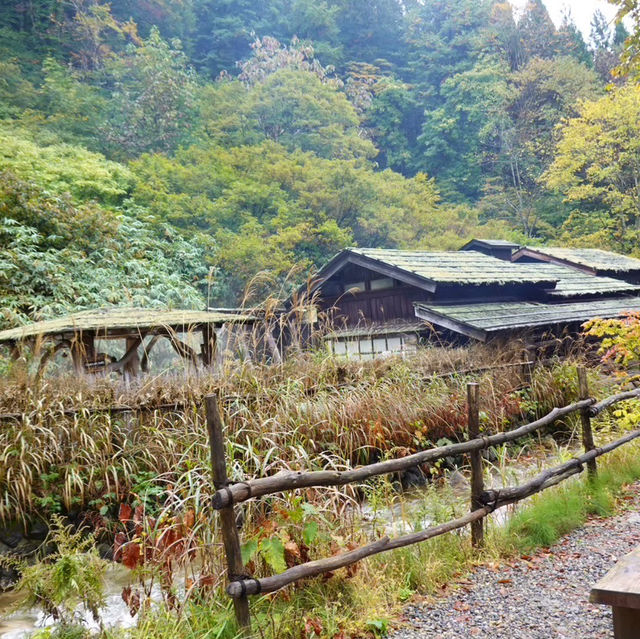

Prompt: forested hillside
xmin=1 ymin=0 xmax=638 ymax=326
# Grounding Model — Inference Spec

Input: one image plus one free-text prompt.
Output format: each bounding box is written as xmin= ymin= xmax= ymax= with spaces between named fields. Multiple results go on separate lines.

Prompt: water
xmin=0 ymin=441 xmax=578 ymax=637
xmin=359 ymin=443 xmax=578 ymax=536
xmin=0 ymin=564 xmax=137 ymax=639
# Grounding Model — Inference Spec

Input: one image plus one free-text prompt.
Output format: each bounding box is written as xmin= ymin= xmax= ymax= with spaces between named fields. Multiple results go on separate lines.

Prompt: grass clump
xmin=499 ymin=443 xmax=640 ymax=553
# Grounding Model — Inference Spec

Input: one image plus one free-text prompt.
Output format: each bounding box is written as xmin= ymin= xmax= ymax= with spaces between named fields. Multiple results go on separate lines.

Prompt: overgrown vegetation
xmin=0 ymin=341 xmax=625 ymax=637
xmin=0 ymin=342 xmax=582 ymax=525
xmin=1 ymin=0 xmax=640 ymax=318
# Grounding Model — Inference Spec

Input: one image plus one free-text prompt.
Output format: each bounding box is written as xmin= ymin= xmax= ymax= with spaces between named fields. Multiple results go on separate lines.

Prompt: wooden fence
xmin=205 ymin=367 xmax=640 ymax=633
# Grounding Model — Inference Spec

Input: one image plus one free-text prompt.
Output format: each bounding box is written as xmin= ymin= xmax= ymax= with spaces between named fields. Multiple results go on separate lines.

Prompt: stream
xmin=0 ymin=439 xmax=578 ymax=638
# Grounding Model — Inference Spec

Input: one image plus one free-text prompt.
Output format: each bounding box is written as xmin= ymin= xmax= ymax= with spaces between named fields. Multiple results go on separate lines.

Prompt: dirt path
xmin=390 ymin=482 xmax=640 ymax=639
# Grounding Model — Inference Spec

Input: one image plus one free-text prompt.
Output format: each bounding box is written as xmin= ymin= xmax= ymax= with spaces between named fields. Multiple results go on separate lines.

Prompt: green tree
xmin=99 ymin=26 xmax=198 ymax=158
xmin=0 ymin=171 xmax=206 ymax=327
xmin=0 ymin=123 xmax=134 ymax=205
xmin=247 ymin=69 xmax=374 ymax=160
xmin=557 ymin=9 xmax=592 ymax=66
xmin=481 ymin=56 xmax=602 ymax=237
xmin=130 ymin=137 xmax=508 ymax=301
xmin=607 ymin=0 xmax=639 ymax=77
xmin=517 ymin=0 xmax=560 ymax=62
xmin=590 ymin=9 xmax=628 ymax=82
xmin=332 ymin=0 xmax=406 ymax=67
xmin=544 ymin=85 xmax=640 ymax=251
xmin=365 ymin=77 xmax=422 ymax=175
xmin=189 ymin=0 xmax=274 ymax=76
xmin=405 ymin=0 xmax=493 ymax=99
xmin=417 ymin=58 xmax=512 ymax=201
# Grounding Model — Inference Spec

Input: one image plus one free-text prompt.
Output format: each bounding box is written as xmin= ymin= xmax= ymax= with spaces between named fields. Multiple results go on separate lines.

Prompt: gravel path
xmin=390 ymin=482 xmax=640 ymax=639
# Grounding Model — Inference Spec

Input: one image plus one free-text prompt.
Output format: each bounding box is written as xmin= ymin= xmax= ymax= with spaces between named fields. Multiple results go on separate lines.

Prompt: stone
xmin=13 ymin=539 xmax=41 ymax=558
xmin=97 ymin=542 xmax=114 ymax=561
xmin=401 ymin=466 xmax=428 ymax=489
xmin=25 ymin=520 xmax=48 ymax=541
xmin=0 ymin=529 xmax=23 ymax=548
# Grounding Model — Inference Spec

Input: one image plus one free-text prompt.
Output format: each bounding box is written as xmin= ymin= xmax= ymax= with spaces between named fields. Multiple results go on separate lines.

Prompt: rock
xmin=0 ymin=566 xmax=18 ymax=591
xmin=401 ymin=466 xmax=428 ymax=489
xmin=0 ymin=530 xmax=23 ymax=549
xmin=447 ymin=470 xmax=469 ymax=489
xmin=97 ymin=542 xmax=114 ymax=561
xmin=13 ymin=539 xmax=41 ymax=558
xmin=25 ymin=520 xmax=48 ymax=541
xmin=483 ymin=447 xmax=498 ymax=463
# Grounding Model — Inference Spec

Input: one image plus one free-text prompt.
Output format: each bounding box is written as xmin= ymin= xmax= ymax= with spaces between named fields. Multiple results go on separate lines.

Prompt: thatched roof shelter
xmin=0 ymin=307 xmax=254 ymax=377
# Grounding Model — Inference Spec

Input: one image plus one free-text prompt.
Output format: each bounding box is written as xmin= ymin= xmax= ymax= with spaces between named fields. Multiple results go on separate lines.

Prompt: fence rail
xmin=206 ymin=367 xmax=640 ymax=634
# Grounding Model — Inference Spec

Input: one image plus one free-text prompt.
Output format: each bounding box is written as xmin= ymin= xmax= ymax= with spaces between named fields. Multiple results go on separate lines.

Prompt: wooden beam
xmin=577 ymin=367 xmax=597 ymax=477
xmin=228 ymin=426 xmax=640 ymax=600
xmin=467 ymin=383 xmax=484 ymax=548
xmin=413 ymin=305 xmax=487 ymax=342
xmin=211 ymin=398 xmax=595 ymax=508
xmin=227 ymin=506 xmax=491 ymax=598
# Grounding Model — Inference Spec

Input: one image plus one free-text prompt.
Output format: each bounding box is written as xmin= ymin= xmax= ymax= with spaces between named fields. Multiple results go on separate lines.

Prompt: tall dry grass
xmin=0 ymin=332 xmax=582 ymax=527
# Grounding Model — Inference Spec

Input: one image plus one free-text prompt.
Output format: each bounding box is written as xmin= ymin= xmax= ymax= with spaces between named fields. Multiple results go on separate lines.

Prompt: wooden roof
xmin=325 ymin=321 xmax=428 ymax=339
xmin=0 ymin=307 xmax=253 ymax=342
xmin=311 ymin=248 xmax=558 ymax=294
xmin=534 ymin=264 xmax=640 ymax=298
xmin=414 ymin=297 xmax=640 ymax=342
xmin=459 ymin=239 xmax=520 ymax=251
xmin=513 ymin=247 xmax=640 ymax=275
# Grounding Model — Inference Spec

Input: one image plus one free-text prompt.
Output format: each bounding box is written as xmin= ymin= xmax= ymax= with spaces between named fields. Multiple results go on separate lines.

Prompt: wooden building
xmin=307 ymin=244 xmax=640 ymax=356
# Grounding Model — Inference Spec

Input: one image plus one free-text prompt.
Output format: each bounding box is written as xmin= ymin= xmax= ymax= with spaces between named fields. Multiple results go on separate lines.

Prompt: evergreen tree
xmin=557 ymin=8 xmax=592 ymax=66
xmin=517 ymin=0 xmax=559 ymax=62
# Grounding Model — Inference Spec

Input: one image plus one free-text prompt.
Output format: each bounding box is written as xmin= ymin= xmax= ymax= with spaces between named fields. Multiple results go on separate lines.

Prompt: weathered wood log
xmin=227 ymin=427 xmax=640 ymax=600
xmin=212 ymin=398 xmax=596 ymax=509
xmin=227 ymin=506 xmax=491 ymax=598
xmin=430 ymin=360 xmax=535 ymax=381
xmin=206 ymin=395 xmax=251 ymax=632
xmin=590 ymin=387 xmax=640 ymax=416
xmin=578 ymin=367 xmax=597 ymax=477
xmin=467 ymin=383 xmax=484 ymax=548
xmin=481 ymin=428 xmax=640 ymax=507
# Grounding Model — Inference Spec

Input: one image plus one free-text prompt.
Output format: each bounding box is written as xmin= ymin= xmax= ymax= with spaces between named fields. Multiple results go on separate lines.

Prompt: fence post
xmin=467 ymin=382 xmax=484 ymax=548
xmin=577 ymin=367 xmax=597 ymax=478
xmin=205 ymin=394 xmax=252 ymax=634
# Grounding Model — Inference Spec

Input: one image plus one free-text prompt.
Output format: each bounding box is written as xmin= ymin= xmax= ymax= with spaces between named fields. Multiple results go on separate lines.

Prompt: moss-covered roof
xmin=0 ymin=307 xmax=253 ymax=342
xmin=515 ymin=247 xmax=640 ymax=274
xmin=348 ymin=248 xmax=556 ymax=286
xmin=533 ymin=264 xmax=640 ymax=298
xmin=414 ymin=297 xmax=640 ymax=341
xmin=459 ymin=238 xmax=520 ymax=250
xmin=325 ymin=321 xmax=427 ymax=339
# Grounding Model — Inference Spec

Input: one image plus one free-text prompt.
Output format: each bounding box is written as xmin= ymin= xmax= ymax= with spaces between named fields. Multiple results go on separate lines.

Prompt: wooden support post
xmin=201 ymin=325 xmax=216 ymax=368
xmin=467 ymin=382 xmax=484 ymax=548
xmin=577 ymin=367 xmax=597 ymax=478
xmin=205 ymin=394 xmax=251 ymax=634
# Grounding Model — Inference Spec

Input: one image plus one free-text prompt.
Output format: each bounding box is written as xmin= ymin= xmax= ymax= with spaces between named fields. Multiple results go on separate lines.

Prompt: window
xmin=343 ymin=281 xmax=365 ymax=294
xmin=329 ymin=333 xmax=419 ymax=359
xmin=370 ymin=277 xmax=394 ymax=291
